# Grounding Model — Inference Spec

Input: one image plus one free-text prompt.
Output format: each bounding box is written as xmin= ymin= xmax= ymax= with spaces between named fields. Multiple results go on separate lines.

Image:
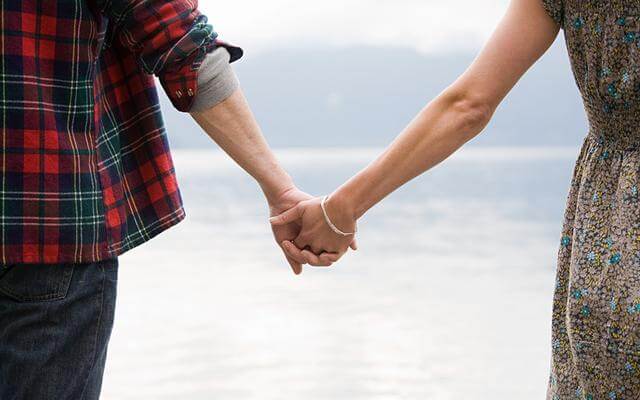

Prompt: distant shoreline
xmin=172 ymin=146 xmax=580 ymax=170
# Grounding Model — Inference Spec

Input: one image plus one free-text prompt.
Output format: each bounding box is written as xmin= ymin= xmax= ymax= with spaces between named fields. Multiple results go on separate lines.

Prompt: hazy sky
xmin=199 ymin=0 xmax=511 ymax=54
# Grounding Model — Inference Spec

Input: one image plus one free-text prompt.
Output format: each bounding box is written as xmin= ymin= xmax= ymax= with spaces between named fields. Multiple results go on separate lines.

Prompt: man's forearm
xmin=190 ymin=88 xmax=294 ymax=201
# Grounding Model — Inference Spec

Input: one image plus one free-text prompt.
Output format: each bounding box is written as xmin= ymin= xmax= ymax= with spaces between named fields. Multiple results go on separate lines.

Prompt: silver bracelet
xmin=320 ymin=195 xmax=357 ymax=237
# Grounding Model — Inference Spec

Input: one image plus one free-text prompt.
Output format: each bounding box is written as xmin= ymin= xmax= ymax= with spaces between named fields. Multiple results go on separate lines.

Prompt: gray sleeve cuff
xmin=190 ymin=47 xmax=240 ymax=113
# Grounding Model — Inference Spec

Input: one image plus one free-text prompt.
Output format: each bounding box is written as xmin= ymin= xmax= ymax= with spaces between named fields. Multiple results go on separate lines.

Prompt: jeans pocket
xmin=0 ymin=263 xmax=75 ymax=302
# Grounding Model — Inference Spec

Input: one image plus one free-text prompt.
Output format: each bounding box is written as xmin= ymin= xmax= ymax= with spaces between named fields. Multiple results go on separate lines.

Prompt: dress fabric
xmin=542 ymin=0 xmax=640 ymax=398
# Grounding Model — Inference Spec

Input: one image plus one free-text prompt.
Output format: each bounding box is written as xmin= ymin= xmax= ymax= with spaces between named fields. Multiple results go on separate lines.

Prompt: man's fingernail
xmin=269 ymin=217 xmax=277 ymax=223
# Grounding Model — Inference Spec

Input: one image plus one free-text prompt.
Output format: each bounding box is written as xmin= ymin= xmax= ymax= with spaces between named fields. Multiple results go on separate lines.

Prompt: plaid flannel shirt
xmin=0 ymin=0 xmax=242 ymax=264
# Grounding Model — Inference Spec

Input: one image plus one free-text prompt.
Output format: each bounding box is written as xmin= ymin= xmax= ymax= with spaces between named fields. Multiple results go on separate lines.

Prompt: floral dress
xmin=542 ymin=0 xmax=640 ymax=398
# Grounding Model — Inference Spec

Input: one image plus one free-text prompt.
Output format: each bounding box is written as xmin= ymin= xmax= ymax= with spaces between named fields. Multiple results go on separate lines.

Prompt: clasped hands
xmin=268 ymin=186 xmax=358 ymax=274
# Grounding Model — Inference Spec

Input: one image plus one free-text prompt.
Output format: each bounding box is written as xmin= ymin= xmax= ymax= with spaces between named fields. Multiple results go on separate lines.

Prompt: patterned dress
xmin=542 ymin=0 xmax=640 ymax=398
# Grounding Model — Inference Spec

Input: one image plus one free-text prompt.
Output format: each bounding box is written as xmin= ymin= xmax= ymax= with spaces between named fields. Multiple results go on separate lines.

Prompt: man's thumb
xmin=269 ymin=204 xmax=302 ymax=225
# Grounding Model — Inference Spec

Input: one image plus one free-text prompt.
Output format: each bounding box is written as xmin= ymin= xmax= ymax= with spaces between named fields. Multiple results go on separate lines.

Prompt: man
xmin=0 ymin=1 xmax=347 ymax=398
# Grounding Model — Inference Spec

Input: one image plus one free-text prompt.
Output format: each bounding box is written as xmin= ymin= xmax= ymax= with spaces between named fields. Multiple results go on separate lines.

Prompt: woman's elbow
xmin=445 ymin=90 xmax=495 ymax=138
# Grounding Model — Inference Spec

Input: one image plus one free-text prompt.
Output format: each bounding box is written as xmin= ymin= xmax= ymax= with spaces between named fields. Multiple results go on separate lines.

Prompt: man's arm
xmin=190 ymin=89 xmax=293 ymax=202
xmin=96 ymin=1 xmax=320 ymax=272
xmin=190 ymin=89 xmax=338 ymax=274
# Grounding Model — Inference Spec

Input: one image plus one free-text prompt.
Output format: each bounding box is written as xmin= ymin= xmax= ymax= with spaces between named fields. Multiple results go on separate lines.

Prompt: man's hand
xmin=267 ymin=187 xmax=318 ymax=275
xmin=270 ymin=195 xmax=358 ymax=268
xmin=190 ymin=90 xmax=319 ymax=274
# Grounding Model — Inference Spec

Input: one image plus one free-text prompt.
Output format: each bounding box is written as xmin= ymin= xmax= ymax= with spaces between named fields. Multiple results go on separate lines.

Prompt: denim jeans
xmin=0 ymin=258 xmax=118 ymax=400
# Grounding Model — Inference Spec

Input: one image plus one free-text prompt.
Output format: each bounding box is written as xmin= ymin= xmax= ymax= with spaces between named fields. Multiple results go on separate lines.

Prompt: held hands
xmin=270 ymin=194 xmax=358 ymax=274
xmin=267 ymin=186 xmax=314 ymax=275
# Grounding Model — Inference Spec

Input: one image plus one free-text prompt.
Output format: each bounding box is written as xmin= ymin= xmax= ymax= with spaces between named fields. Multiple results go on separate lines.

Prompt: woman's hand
xmin=270 ymin=195 xmax=358 ymax=268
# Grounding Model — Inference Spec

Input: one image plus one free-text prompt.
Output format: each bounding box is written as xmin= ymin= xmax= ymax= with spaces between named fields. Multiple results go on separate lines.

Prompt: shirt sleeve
xmin=541 ymin=0 xmax=564 ymax=27
xmin=189 ymin=47 xmax=239 ymax=113
xmin=97 ymin=0 xmax=243 ymax=112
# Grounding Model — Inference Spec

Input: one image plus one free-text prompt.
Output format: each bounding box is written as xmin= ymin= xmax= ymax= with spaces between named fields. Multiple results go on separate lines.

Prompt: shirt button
xmin=187 ymin=88 xmax=194 ymax=97
xmin=175 ymin=90 xmax=183 ymax=98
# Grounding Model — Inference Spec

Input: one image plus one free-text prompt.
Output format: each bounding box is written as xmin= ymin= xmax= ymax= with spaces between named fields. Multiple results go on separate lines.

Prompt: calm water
xmin=102 ymin=146 xmax=579 ymax=400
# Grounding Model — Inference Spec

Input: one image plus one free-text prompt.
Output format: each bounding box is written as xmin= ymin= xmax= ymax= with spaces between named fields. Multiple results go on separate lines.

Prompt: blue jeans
xmin=0 ymin=259 xmax=118 ymax=400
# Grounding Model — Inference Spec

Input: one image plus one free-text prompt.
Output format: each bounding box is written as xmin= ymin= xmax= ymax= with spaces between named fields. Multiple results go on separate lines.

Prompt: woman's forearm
xmin=331 ymin=88 xmax=493 ymax=219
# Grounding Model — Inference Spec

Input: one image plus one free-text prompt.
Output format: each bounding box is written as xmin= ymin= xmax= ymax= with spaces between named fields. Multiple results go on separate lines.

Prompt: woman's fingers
xmin=285 ymin=256 xmax=303 ymax=275
xmin=291 ymin=236 xmax=332 ymax=267
xmin=282 ymin=240 xmax=307 ymax=265
xmin=286 ymin=239 xmax=332 ymax=267
xmin=301 ymin=249 xmax=333 ymax=267
xmin=284 ymin=234 xmax=355 ymax=269
xmin=319 ymin=252 xmax=341 ymax=264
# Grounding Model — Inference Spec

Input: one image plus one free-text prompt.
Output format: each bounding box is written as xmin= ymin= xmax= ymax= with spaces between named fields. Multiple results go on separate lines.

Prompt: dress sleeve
xmin=541 ymin=0 xmax=564 ymax=27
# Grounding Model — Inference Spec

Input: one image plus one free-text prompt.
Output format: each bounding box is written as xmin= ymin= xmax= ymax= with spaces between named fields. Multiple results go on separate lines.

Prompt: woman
xmin=272 ymin=0 xmax=640 ymax=397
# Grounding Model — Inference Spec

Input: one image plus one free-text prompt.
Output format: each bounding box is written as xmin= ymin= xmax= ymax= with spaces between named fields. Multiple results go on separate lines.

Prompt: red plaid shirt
xmin=0 ymin=0 xmax=242 ymax=263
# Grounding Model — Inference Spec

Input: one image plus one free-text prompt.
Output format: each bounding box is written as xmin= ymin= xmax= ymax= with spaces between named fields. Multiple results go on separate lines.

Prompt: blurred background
xmin=102 ymin=1 xmax=587 ymax=399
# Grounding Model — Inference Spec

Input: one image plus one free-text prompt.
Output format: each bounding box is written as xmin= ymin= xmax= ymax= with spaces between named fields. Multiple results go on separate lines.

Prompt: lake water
xmin=101 ymin=146 xmax=580 ymax=400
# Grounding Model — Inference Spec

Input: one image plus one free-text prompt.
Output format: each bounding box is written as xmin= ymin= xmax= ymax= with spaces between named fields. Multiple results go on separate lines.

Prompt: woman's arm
xmin=272 ymin=0 xmax=561 ymax=266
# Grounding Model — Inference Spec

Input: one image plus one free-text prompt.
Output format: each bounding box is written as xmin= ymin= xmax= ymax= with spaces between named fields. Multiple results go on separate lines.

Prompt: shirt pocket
xmin=0 ymin=263 xmax=74 ymax=303
xmin=597 ymin=15 xmax=640 ymax=111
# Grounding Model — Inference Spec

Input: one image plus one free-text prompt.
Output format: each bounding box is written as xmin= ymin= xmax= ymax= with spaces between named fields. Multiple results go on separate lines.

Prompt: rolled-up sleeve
xmin=189 ymin=47 xmax=240 ymax=112
xmin=98 ymin=0 xmax=243 ymax=112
